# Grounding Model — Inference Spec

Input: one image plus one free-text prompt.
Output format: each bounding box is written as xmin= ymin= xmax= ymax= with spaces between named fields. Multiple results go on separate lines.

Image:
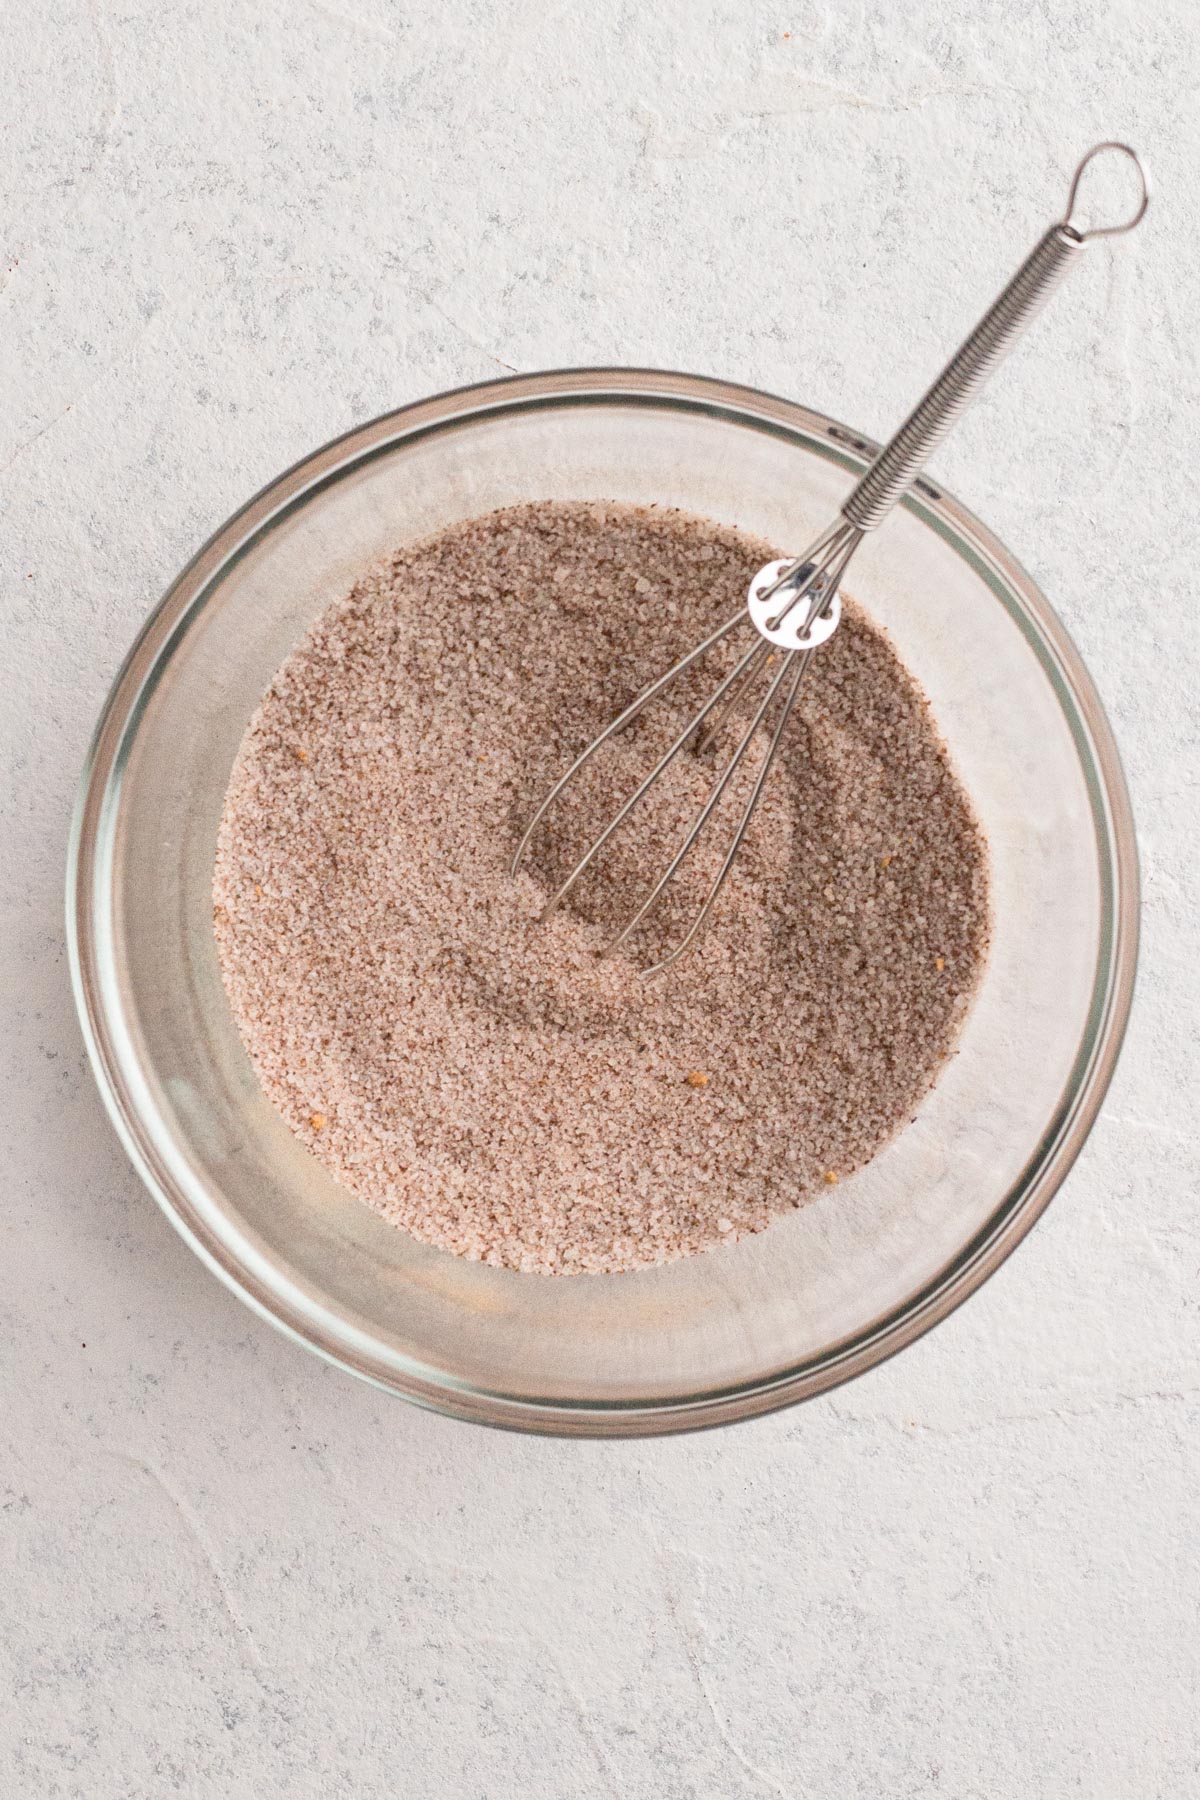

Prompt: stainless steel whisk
xmin=513 ymin=142 xmax=1149 ymax=974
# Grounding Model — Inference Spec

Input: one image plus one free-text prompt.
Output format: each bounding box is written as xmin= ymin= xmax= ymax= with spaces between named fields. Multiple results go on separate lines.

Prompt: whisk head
xmin=511 ymin=514 xmax=863 ymax=973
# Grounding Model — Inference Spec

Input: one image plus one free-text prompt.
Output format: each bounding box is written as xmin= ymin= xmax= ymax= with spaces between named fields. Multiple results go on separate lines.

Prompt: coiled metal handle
xmin=842 ymin=143 xmax=1149 ymax=534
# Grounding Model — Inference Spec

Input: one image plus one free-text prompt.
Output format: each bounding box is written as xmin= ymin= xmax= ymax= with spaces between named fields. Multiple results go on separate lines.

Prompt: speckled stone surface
xmin=3 ymin=3 xmax=1198 ymax=1794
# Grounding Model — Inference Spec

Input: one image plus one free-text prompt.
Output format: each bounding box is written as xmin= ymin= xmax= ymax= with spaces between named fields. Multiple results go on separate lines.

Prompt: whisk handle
xmin=841 ymin=143 xmax=1149 ymax=534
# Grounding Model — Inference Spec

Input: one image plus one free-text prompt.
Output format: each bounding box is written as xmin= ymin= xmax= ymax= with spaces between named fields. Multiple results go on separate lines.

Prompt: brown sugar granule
xmin=213 ymin=501 xmax=990 ymax=1276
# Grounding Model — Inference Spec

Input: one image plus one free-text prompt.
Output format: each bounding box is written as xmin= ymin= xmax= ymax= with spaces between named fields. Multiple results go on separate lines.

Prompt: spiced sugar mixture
xmin=214 ymin=501 xmax=989 ymax=1274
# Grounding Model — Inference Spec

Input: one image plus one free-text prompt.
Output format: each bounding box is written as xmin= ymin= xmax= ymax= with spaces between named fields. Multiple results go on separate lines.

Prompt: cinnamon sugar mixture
xmin=213 ymin=502 xmax=989 ymax=1274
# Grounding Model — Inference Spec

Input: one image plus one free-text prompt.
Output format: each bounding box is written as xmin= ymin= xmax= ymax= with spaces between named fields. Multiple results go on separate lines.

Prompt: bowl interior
xmin=73 ymin=376 xmax=1132 ymax=1431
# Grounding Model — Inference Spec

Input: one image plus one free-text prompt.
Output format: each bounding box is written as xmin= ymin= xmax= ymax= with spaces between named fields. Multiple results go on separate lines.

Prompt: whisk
xmin=513 ymin=142 xmax=1149 ymax=974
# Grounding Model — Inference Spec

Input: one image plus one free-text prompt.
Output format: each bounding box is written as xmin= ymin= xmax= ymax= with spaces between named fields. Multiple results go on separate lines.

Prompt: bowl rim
xmin=66 ymin=366 xmax=1140 ymax=1437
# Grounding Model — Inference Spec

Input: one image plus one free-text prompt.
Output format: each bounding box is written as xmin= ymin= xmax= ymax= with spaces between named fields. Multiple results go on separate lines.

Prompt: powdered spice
xmin=214 ymin=502 xmax=989 ymax=1275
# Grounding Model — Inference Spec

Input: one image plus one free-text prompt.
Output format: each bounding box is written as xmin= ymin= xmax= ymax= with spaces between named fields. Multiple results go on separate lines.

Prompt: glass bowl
xmin=67 ymin=369 xmax=1138 ymax=1436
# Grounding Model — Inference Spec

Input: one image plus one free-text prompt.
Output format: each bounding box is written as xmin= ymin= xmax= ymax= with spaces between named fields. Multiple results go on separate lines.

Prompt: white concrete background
xmin=3 ymin=1 xmax=1198 ymax=1793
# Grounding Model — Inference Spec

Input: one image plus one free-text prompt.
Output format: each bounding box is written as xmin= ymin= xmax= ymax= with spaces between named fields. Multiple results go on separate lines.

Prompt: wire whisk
xmin=513 ymin=142 xmax=1149 ymax=974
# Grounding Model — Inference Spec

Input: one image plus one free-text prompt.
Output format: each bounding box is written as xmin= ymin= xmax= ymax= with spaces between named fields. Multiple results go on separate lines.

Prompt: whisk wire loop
xmin=536 ymin=624 xmax=762 ymax=922
xmin=603 ymin=648 xmax=802 ymax=960
xmin=509 ymin=607 xmax=745 ymax=881
xmin=643 ymin=649 xmax=811 ymax=978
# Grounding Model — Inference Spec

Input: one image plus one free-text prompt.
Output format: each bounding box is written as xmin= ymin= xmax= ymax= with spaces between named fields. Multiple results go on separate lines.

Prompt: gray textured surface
xmin=3 ymin=3 xmax=1198 ymax=1794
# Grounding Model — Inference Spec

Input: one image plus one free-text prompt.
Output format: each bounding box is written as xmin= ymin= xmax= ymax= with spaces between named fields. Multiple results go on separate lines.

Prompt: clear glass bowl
xmin=67 ymin=370 xmax=1138 ymax=1436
